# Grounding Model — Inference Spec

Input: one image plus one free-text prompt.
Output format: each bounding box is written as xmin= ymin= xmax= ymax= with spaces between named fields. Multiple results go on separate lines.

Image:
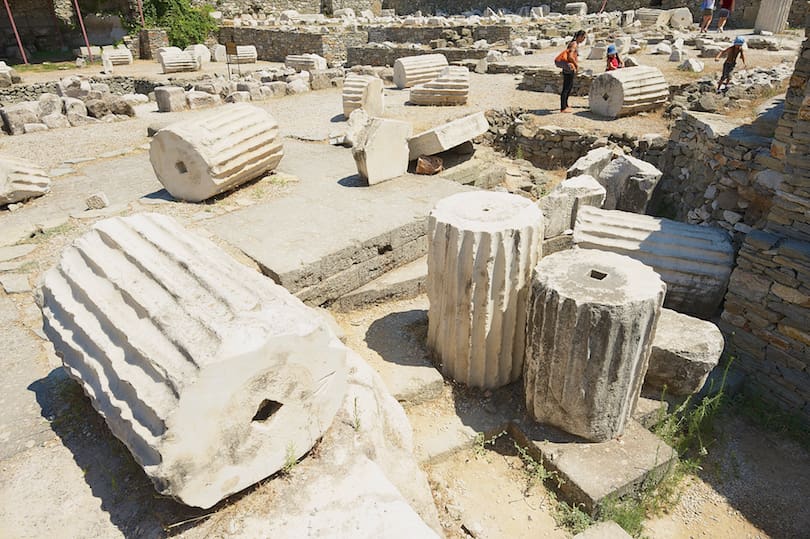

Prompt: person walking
xmin=555 ymin=30 xmax=586 ymax=113
xmin=699 ymin=0 xmax=716 ymax=32
xmin=715 ymin=36 xmax=746 ymax=92
xmin=716 ymin=0 xmax=734 ymax=32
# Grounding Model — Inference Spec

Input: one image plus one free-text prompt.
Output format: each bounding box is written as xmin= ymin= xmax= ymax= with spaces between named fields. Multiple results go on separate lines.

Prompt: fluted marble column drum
xmin=525 ymin=249 xmax=665 ymax=441
xmin=427 ymin=191 xmax=543 ymax=389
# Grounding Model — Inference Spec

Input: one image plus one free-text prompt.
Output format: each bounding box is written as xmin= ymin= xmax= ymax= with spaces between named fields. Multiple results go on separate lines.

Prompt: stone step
xmin=207 ymin=139 xmax=468 ymax=307
xmin=332 ymin=255 xmax=427 ymax=311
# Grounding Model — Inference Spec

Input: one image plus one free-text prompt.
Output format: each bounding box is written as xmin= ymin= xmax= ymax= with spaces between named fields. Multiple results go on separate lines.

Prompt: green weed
xmin=513 ymin=441 xmax=560 ymax=494
xmin=472 ymin=430 xmax=506 ymax=459
xmin=281 ymin=442 xmax=297 ymax=475
xmin=552 ymin=499 xmax=594 ymax=534
xmin=352 ymin=397 xmax=361 ymax=432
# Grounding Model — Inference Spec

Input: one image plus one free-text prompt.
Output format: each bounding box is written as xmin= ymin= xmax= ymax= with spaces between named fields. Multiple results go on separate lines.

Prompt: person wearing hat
xmin=715 ymin=36 xmax=747 ymax=92
xmin=606 ymin=44 xmax=624 ymax=71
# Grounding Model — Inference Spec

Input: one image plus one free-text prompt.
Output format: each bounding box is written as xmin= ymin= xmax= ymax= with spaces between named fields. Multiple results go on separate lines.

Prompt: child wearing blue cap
xmin=715 ymin=36 xmax=747 ymax=92
xmin=606 ymin=44 xmax=623 ymax=71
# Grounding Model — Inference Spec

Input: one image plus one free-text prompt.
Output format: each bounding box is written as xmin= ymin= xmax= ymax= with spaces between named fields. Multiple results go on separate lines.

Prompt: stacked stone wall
xmin=660 ymin=0 xmax=807 ymax=29
xmin=721 ymin=22 xmax=810 ymax=423
xmin=219 ymin=27 xmax=367 ymax=64
xmin=347 ymin=46 xmax=485 ymax=66
xmin=655 ymin=111 xmax=777 ymax=239
xmin=367 ymin=25 xmax=512 ymax=44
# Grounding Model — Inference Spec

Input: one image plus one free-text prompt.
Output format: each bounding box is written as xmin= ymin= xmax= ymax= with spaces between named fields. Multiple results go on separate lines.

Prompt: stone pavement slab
xmin=207 ymin=140 xmax=468 ymax=306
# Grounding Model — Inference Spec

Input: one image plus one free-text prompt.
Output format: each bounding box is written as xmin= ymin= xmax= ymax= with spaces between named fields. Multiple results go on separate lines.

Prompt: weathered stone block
xmin=352 ymin=118 xmax=411 ymax=185
xmin=149 ymin=103 xmax=283 ymax=202
xmin=525 ymin=249 xmax=665 ymax=441
xmin=597 ymin=154 xmax=662 ymax=213
xmin=410 ymin=66 xmax=470 ymax=106
xmin=428 ymin=191 xmax=543 ymax=388
xmin=574 ymin=206 xmax=735 ymax=318
xmin=408 ymin=112 xmax=489 ymax=160
xmin=155 ymin=86 xmax=188 ymax=113
xmin=0 ymin=154 xmax=51 ymax=206
xmin=567 ymin=146 xmax=616 ymax=178
xmin=538 ymin=174 xmax=605 ymax=238
xmin=645 ymin=309 xmax=724 ymax=395
xmin=342 ymin=74 xmax=384 ymax=118
xmin=1 ymin=102 xmax=39 ymax=135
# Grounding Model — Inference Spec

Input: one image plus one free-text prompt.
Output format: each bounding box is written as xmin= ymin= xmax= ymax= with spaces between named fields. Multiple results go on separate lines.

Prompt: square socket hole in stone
xmin=252 ymin=399 xmax=283 ymax=422
xmin=590 ymin=269 xmax=608 ymax=281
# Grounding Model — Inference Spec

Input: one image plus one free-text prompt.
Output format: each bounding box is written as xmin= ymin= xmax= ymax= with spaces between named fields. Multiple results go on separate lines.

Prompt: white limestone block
xmin=408 ymin=112 xmax=489 ymax=160
xmin=37 ymin=213 xmax=349 ymax=508
xmin=234 ymin=45 xmax=258 ymax=64
xmin=149 ymin=103 xmax=283 ymax=202
xmin=567 ymin=146 xmax=617 ymax=178
xmin=352 ymin=118 xmax=412 ymax=185
xmin=184 ymin=44 xmax=211 ymax=64
xmin=154 ymin=86 xmax=188 ymax=113
xmin=635 ymin=8 xmax=671 ymax=27
xmin=409 ymin=66 xmax=470 ymax=106
xmin=589 ymin=66 xmax=668 ymax=119
xmin=286 ymin=53 xmax=327 ymax=72
xmin=342 ymin=74 xmax=384 ymax=118
xmin=538 ymin=174 xmax=605 ymax=238
xmin=755 ymin=0 xmax=792 ymax=33
xmin=159 ymin=50 xmax=200 ymax=74
xmin=565 ymin=2 xmax=587 ymax=16
xmin=574 ymin=206 xmax=735 ymax=318
xmin=427 ymin=191 xmax=543 ymax=388
xmin=668 ymin=7 xmax=693 ymax=29
xmin=597 ymin=154 xmax=662 ymax=213
xmin=646 ymin=309 xmax=724 ymax=395
xmin=211 ymin=44 xmax=226 ymax=62
xmin=0 ymin=154 xmax=51 ymax=206
xmin=393 ymin=54 xmax=449 ymax=89
xmin=525 ymin=249 xmax=665 ymax=441
xmin=102 ymin=47 xmax=133 ymax=65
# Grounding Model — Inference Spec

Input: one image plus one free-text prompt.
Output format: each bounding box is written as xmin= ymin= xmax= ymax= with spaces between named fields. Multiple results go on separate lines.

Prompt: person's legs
xmin=561 ymin=71 xmax=574 ymax=111
xmin=717 ymin=8 xmax=729 ymax=31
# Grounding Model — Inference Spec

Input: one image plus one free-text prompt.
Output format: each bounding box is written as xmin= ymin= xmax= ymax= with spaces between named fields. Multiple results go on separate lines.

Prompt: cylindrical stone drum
xmin=393 ymin=54 xmax=449 ymax=89
xmin=149 ymin=103 xmax=284 ymax=202
xmin=589 ymin=66 xmax=668 ymax=119
xmin=525 ymin=249 xmax=666 ymax=441
xmin=427 ymin=191 xmax=543 ymax=389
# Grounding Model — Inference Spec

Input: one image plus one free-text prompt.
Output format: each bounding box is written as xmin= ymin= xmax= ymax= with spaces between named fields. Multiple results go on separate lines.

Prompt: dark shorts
xmin=718 ymin=8 xmax=730 ymax=17
xmin=702 ymin=8 xmax=714 ymax=16
xmin=722 ymin=61 xmax=736 ymax=79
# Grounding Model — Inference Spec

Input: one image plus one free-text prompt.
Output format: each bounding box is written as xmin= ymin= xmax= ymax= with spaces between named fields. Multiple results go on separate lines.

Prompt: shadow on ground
xmin=364 ymin=308 xmax=432 ymax=369
xmin=28 ymin=368 xmax=209 ymax=537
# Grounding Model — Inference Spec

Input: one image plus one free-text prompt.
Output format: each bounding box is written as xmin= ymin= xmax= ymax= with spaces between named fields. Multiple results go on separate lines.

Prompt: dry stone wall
xmin=219 ymin=27 xmax=367 ymax=65
xmin=721 ymin=21 xmax=810 ymax=422
xmin=654 ymin=111 xmax=776 ymax=241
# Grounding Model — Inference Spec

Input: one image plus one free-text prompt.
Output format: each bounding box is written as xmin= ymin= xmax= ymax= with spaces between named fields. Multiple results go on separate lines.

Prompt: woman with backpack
xmin=555 ymin=30 xmax=586 ymax=113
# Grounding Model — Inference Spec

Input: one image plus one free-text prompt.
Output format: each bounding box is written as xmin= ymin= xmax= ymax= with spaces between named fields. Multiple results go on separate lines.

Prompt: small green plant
xmin=513 ymin=441 xmax=561 ymax=494
xmin=352 ymin=397 xmax=361 ymax=432
xmin=552 ymin=499 xmax=594 ymax=534
xmin=281 ymin=442 xmax=297 ymax=475
xmin=472 ymin=430 xmax=506 ymax=458
xmin=599 ymin=495 xmax=646 ymax=537
xmin=515 ymin=145 xmax=525 ymax=161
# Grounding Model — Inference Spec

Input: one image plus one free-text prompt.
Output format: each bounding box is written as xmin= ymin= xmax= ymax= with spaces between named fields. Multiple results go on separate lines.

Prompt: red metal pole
xmin=136 ymin=0 xmax=145 ymax=27
xmin=2 ymin=0 xmax=28 ymax=64
xmin=72 ymin=0 xmax=93 ymax=63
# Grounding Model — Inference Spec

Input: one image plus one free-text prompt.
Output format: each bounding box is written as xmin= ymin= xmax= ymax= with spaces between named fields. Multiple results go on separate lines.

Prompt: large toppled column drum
xmin=427 ymin=191 xmax=543 ymax=389
xmin=393 ymin=54 xmax=449 ymax=89
xmin=149 ymin=103 xmax=284 ymax=202
xmin=574 ymin=206 xmax=734 ymax=318
xmin=342 ymin=74 xmax=385 ymax=118
xmin=410 ymin=66 xmax=470 ymax=106
xmin=525 ymin=249 xmax=666 ymax=441
xmin=37 ymin=213 xmax=349 ymax=508
xmin=589 ymin=66 xmax=668 ymax=118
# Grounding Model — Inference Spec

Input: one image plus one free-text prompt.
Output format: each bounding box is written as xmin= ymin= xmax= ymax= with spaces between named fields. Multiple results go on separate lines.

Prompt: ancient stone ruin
xmin=427 ymin=191 xmax=542 ymax=389
xmin=37 ymin=213 xmax=349 ymax=508
xmin=525 ymin=249 xmax=665 ymax=441
xmin=149 ymin=103 xmax=284 ymax=202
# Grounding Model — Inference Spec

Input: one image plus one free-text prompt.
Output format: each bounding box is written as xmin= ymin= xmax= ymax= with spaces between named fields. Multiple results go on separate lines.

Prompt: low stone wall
xmin=519 ymin=67 xmax=592 ymax=96
xmin=721 ymin=231 xmax=810 ymax=417
xmin=219 ymin=27 xmax=368 ymax=65
xmin=654 ymin=111 xmax=777 ymax=240
xmin=346 ymin=45 xmax=485 ymax=66
xmin=367 ymin=24 xmax=512 ymax=44
xmin=0 ymin=76 xmax=167 ymax=105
